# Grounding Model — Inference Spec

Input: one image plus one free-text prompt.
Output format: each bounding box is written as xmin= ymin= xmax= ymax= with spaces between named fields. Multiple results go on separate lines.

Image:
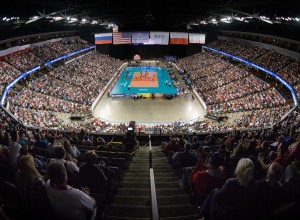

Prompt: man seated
xmin=256 ymin=162 xmax=284 ymax=216
xmin=191 ymin=152 xmax=226 ymax=205
xmin=45 ymin=161 xmax=97 ymax=220
xmin=79 ymin=150 xmax=111 ymax=211
xmin=49 ymin=147 xmax=79 ymax=187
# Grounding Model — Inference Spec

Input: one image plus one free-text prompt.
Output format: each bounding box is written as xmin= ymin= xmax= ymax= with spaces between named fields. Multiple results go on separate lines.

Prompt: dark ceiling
xmin=0 ymin=0 xmax=300 ymax=40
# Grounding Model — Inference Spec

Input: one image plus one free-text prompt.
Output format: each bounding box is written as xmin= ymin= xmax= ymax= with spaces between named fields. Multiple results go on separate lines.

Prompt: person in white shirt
xmin=9 ymin=130 xmax=22 ymax=170
xmin=49 ymin=146 xmax=79 ymax=173
xmin=45 ymin=161 xmax=97 ymax=220
xmin=49 ymin=146 xmax=79 ymax=187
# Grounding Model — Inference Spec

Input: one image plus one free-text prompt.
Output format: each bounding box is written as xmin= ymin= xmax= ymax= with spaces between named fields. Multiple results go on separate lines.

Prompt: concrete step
xmin=122 ymin=176 xmax=178 ymax=182
xmin=103 ymin=204 xmax=151 ymax=218
xmin=154 ymin=177 xmax=179 ymax=182
xmin=113 ymin=195 xmax=150 ymax=206
xmin=120 ymin=181 xmax=150 ymax=189
xmin=118 ymin=188 xmax=150 ymax=196
xmin=120 ymin=180 xmax=179 ymax=189
xmin=155 ymin=181 xmax=180 ymax=189
xmin=158 ymin=204 xmax=200 ymax=218
xmin=157 ymin=195 xmax=190 ymax=206
xmin=128 ymin=165 xmax=171 ymax=172
xmin=156 ymin=188 xmax=184 ymax=196
xmin=103 ymin=216 xmax=150 ymax=220
xmin=123 ymin=172 xmax=175 ymax=178
xmin=160 ymin=214 xmax=201 ymax=220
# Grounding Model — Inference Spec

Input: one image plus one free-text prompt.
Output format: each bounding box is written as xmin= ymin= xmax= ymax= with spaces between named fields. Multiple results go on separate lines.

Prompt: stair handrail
xmin=149 ymin=134 xmax=152 ymax=168
xmin=149 ymin=134 xmax=159 ymax=220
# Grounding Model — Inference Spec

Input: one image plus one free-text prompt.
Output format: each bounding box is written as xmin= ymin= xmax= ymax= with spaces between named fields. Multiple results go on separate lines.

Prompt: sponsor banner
xmin=170 ymin=32 xmax=188 ymax=45
xmin=94 ymin=33 xmax=112 ymax=44
xmin=111 ymin=94 xmax=125 ymax=98
xmin=189 ymin=33 xmax=206 ymax=44
xmin=132 ymin=32 xmax=149 ymax=44
xmin=149 ymin=32 xmax=169 ymax=45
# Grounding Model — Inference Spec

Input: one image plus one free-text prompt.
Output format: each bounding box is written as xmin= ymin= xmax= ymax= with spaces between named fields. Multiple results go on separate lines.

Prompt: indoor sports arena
xmin=0 ymin=0 xmax=299 ymax=220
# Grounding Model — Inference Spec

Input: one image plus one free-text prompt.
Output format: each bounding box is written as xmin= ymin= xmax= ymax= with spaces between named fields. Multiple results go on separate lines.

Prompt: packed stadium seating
xmin=0 ymin=37 xmax=300 ymax=220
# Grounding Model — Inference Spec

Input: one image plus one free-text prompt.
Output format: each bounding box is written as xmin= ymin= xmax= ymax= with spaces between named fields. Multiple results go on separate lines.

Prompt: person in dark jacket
xmin=199 ymin=158 xmax=256 ymax=220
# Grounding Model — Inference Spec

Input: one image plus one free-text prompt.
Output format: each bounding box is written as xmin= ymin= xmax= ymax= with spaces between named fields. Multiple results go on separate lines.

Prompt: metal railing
xmin=149 ymin=134 xmax=159 ymax=220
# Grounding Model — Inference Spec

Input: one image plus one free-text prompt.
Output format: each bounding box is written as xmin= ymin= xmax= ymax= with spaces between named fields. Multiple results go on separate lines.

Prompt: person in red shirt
xmin=191 ymin=152 xmax=226 ymax=205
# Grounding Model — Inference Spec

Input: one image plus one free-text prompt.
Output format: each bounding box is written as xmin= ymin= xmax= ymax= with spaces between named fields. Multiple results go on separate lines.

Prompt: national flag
xmin=113 ymin=32 xmax=131 ymax=45
xmin=189 ymin=33 xmax=206 ymax=44
xmin=94 ymin=33 xmax=112 ymax=44
xmin=170 ymin=32 xmax=188 ymax=45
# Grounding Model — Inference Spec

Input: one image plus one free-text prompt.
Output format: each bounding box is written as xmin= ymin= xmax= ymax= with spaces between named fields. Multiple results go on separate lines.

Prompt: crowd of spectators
xmin=29 ymin=75 xmax=95 ymax=106
xmin=0 ymin=38 xmax=297 ymax=136
xmin=5 ymin=50 xmax=43 ymax=72
xmin=209 ymin=40 xmax=268 ymax=62
xmin=51 ymin=52 xmax=122 ymax=96
xmin=31 ymin=44 xmax=59 ymax=62
xmin=0 ymin=50 xmax=122 ymax=129
xmin=47 ymin=39 xmax=91 ymax=57
xmin=0 ymin=61 xmax=21 ymax=86
xmin=0 ymin=114 xmax=126 ymax=219
xmin=202 ymin=75 xmax=270 ymax=105
xmin=177 ymin=51 xmax=287 ymax=116
xmin=160 ymin=107 xmax=300 ymax=219
xmin=207 ymin=88 xmax=286 ymax=112
xmin=178 ymin=52 xmax=248 ymax=94
xmin=11 ymin=106 xmax=60 ymax=128
xmin=237 ymin=106 xmax=290 ymax=128
xmin=255 ymin=50 xmax=294 ymax=73
xmin=12 ymin=89 xmax=89 ymax=114
xmin=0 ymin=34 xmax=300 ymax=218
xmin=210 ymin=39 xmax=295 ymax=74
xmin=279 ymin=61 xmax=300 ymax=100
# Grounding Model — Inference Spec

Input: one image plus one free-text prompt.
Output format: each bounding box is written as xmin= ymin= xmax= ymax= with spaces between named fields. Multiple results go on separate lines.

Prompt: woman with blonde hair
xmin=16 ymin=155 xmax=50 ymax=211
xmin=199 ymin=158 xmax=257 ymax=220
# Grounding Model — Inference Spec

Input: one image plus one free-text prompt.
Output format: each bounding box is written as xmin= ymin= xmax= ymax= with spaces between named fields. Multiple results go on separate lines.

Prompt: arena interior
xmin=0 ymin=0 xmax=300 ymax=220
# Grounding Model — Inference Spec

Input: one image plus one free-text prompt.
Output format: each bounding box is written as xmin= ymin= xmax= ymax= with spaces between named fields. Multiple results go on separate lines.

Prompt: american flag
xmin=113 ymin=25 xmax=131 ymax=44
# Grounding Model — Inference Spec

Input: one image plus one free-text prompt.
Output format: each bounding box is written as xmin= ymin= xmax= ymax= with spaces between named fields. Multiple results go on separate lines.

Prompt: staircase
xmin=103 ymin=145 xmax=200 ymax=220
xmin=103 ymin=146 xmax=151 ymax=219
xmin=151 ymin=146 xmax=201 ymax=220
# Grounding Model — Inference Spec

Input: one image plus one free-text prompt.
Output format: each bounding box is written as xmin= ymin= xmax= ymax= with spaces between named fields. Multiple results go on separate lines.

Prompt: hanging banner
xmin=189 ymin=33 xmax=206 ymax=44
xmin=170 ymin=32 xmax=188 ymax=45
xmin=149 ymin=32 xmax=169 ymax=45
xmin=131 ymin=32 xmax=150 ymax=44
xmin=94 ymin=33 xmax=112 ymax=44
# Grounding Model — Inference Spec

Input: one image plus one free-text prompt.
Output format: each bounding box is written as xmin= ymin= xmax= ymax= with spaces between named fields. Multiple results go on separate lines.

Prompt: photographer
xmin=122 ymin=131 xmax=138 ymax=152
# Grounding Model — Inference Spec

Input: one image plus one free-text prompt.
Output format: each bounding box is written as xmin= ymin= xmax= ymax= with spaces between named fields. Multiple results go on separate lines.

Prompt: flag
xmin=131 ymin=32 xmax=149 ymax=44
xmin=94 ymin=33 xmax=112 ymax=44
xmin=189 ymin=33 xmax=206 ymax=44
xmin=170 ymin=32 xmax=188 ymax=45
xmin=149 ymin=32 xmax=169 ymax=45
xmin=113 ymin=32 xmax=131 ymax=44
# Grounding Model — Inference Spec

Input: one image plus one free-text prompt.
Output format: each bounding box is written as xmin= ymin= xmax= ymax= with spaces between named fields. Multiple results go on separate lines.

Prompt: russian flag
xmin=95 ymin=33 xmax=112 ymax=44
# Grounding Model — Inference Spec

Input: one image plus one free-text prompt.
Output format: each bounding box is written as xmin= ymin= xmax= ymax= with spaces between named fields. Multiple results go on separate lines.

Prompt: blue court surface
xmin=110 ymin=66 xmax=178 ymax=98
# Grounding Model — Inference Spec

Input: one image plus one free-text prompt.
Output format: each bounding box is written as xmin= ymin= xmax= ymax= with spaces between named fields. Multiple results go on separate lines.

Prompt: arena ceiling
xmin=0 ymin=0 xmax=300 ymax=39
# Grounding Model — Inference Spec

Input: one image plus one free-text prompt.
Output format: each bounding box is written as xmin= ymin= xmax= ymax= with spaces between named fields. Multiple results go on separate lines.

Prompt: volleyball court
xmin=129 ymin=71 xmax=158 ymax=87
